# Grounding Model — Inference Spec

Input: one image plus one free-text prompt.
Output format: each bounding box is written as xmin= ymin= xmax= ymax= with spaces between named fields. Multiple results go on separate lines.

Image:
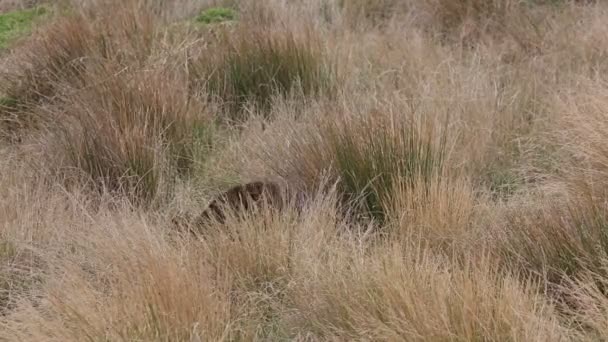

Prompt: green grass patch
xmin=0 ymin=96 xmax=16 ymax=109
xmin=196 ymin=7 xmax=236 ymax=24
xmin=0 ymin=6 xmax=47 ymax=49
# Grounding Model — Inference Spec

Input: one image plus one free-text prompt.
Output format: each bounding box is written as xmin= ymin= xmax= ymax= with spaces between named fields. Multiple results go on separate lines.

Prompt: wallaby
xmin=172 ymin=181 xmax=285 ymax=235
xmin=194 ymin=181 xmax=283 ymax=225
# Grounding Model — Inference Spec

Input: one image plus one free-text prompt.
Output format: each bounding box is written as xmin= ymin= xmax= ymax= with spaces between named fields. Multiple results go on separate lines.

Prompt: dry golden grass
xmin=2 ymin=0 xmax=608 ymax=340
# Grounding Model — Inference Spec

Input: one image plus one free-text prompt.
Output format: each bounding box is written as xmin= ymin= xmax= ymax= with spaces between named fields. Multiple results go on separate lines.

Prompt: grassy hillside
xmin=1 ymin=0 xmax=608 ymax=340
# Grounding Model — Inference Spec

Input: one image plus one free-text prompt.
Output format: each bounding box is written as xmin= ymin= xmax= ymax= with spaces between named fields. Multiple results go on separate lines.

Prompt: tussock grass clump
xmin=0 ymin=1 xmax=217 ymax=204
xmin=192 ymin=25 xmax=334 ymax=122
xmin=257 ymin=109 xmax=448 ymax=224
xmin=327 ymin=113 xmax=448 ymax=223
xmin=47 ymin=63 xmax=213 ymax=204
xmin=0 ymin=3 xmax=156 ymax=137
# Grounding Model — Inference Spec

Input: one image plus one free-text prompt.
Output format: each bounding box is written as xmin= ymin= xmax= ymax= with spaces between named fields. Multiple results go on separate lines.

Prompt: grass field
xmin=1 ymin=0 xmax=608 ymax=340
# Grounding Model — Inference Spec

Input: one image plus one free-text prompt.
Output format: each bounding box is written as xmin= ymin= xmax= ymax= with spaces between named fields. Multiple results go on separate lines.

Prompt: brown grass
xmin=2 ymin=0 xmax=608 ymax=340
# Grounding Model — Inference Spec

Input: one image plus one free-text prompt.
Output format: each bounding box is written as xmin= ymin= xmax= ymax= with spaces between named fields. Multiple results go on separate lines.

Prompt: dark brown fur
xmin=170 ymin=181 xmax=321 ymax=237
xmin=169 ymin=182 xmax=286 ymax=235
xmin=195 ymin=181 xmax=283 ymax=225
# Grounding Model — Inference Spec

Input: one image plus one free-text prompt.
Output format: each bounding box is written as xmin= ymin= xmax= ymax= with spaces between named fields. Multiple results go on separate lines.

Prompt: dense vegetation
xmin=1 ymin=0 xmax=608 ymax=340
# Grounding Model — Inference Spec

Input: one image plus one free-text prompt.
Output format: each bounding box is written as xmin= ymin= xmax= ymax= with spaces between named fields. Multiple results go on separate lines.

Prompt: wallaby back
xmin=194 ymin=181 xmax=283 ymax=226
